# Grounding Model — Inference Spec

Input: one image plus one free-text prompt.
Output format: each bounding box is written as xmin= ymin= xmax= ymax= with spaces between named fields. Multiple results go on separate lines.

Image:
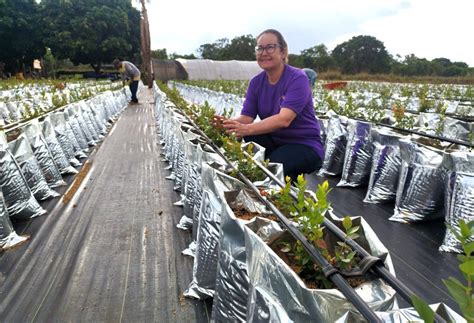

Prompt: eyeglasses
xmin=255 ymin=44 xmax=281 ymax=54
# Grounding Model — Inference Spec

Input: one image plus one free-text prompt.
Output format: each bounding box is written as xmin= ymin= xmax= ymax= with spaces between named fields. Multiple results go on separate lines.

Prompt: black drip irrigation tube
xmin=331 ymin=114 xmax=473 ymax=148
xmin=170 ymin=108 xmax=382 ymax=322
xmin=373 ymin=121 xmax=473 ymax=148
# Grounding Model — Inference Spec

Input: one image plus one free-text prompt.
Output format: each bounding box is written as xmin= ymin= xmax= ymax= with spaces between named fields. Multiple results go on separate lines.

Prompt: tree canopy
xmin=40 ymin=0 xmax=140 ymax=73
xmin=0 ymin=0 xmax=140 ymax=73
xmin=198 ymin=35 xmax=255 ymax=61
xmin=0 ymin=2 xmax=472 ymax=78
xmin=332 ymin=35 xmax=391 ymax=74
xmin=0 ymin=0 xmax=43 ymax=73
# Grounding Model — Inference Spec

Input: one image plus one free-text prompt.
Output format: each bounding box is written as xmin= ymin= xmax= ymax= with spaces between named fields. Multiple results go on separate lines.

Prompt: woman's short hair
xmin=256 ymin=29 xmax=288 ymax=63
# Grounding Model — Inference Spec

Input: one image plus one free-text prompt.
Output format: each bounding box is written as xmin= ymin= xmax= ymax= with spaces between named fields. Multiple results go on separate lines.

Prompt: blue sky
xmin=144 ymin=0 xmax=474 ymax=66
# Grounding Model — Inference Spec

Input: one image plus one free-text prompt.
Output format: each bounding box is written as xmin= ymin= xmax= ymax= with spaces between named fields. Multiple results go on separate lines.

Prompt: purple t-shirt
xmin=242 ymin=64 xmax=324 ymax=159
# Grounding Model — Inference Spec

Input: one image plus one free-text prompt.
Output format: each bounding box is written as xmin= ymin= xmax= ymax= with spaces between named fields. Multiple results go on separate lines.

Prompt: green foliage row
xmin=156 ymin=81 xmax=266 ymax=182
xmin=175 ymin=80 xmax=473 ymax=131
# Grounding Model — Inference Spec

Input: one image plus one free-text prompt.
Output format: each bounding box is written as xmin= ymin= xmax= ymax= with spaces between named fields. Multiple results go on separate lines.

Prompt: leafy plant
xmin=323 ymin=93 xmax=340 ymax=113
xmin=272 ymin=176 xmax=365 ymax=288
xmin=275 ymin=176 xmax=332 ymax=287
xmin=193 ymin=101 xmax=227 ymax=147
xmin=443 ymin=220 xmax=474 ymax=321
xmin=335 ymin=217 xmax=360 ymax=271
xmin=417 ymin=85 xmax=433 ymax=112
xmin=223 ymin=138 xmax=267 ymax=182
xmin=412 ymin=219 xmax=474 ymax=322
xmin=435 ymin=103 xmax=447 ymax=136
xmin=365 ymin=98 xmax=386 ymax=123
xmin=392 ymin=100 xmax=416 ymax=130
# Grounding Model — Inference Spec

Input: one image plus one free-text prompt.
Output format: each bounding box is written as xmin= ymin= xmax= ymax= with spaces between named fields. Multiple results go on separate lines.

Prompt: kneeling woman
xmin=215 ymin=29 xmax=324 ymax=181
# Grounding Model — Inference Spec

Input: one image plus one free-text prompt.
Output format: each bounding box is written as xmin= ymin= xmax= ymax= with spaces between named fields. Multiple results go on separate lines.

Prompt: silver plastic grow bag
xmin=50 ymin=112 xmax=82 ymax=167
xmin=0 ymin=135 xmax=46 ymax=220
xmin=0 ymin=191 xmax=28 ymax=250
xmin=439 ymin=150 xmax=474 ymax=253
xmin=338 ymin=120 xmax=373 ymax=187
xmin=41 ymin=116 xmax=78 ymax=175
xmin=62 ymin=112 xmax=87 ymax=159
xmin=22 ymin=120 xmax=66 ymax=188
xmin=443 ymin=117 xmax=473 ymax=144
xmin=65 ymin=107 xmax=90 ymax=151
xmin=212 ymin=189 xmax=282 ymax=322
xmin=319 ymin=115 xmax=348 ymax=176
xmin=184 ymin=163 xmax=245 ymax=299
xmin=364 ymin=129 xmax=403 ymax=204
xmin=336 ymin=302 xmax=465 ymax=322
xmin=390 ymin=140 xmax=446 ymax=223
xmin=8 ymin=135 xmax=59 ymax=201
xmin=177 ymin=132 xmax=203 ymax=231
xmin=245 ymin=212 xmax=397 ymax=322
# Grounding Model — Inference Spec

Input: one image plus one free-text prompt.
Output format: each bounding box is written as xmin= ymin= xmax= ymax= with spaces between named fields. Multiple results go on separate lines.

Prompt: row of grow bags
xmin=171 ymin=82 xmax=474 ymax=255
xmin=318 ymin=114 xmax=473 ymax=254
xmin=152 ymin=85 xmax=463 ymax=322
xmin=0 ymin=89 xmax=129 ymax=251
xmin=173 ymin=81 xmax=473 ymax=146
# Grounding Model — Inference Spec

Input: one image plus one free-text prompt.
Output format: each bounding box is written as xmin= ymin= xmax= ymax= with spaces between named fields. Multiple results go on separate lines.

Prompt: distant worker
xmin=303 ymin=68 xmax=317 ymax=87
xmin=113 ymin=59 xmax=140 ymax=104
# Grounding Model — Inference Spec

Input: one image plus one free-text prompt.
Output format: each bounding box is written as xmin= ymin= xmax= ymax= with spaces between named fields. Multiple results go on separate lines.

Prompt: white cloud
xmin=144 ymin=0 xmax=474 ymax=66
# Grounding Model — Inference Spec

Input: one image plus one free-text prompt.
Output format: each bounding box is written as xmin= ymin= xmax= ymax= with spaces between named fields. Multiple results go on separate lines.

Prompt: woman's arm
xmin=222 ymin=108 xmax=296 ymax=138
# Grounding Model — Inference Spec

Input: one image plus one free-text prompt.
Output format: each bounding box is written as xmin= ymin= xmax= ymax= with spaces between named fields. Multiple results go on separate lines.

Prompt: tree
xmin=431 ymin=58 xmax=468 ymax=77
xmin=300 ymin=44 xmax=335 ymax=72
xmin=391 ymin=54 xmax=432 ymax=76
xmin=151 ymin=49 xmax=168 ymax=60
xmin=170 ymin=53 xmax=197 ymax=60
xmin=0 ymin=0 xmax=43 ymax=74
xmin=197 ymin=35 xmax=255 ymax=61
xmin=138 ymin=0 xmax=152 ymax=87
xmin=40 ymin=0 xmax=141 ymax=73
xmin=198 ymin=38 xmax=229 ymax=60
xmin=288 ymin=54 xmax=304 ymax=68
xmin=331 ymin=35 xmax=391 ymax=74
xmin=222 ymin=34 xmax=255 ymax=61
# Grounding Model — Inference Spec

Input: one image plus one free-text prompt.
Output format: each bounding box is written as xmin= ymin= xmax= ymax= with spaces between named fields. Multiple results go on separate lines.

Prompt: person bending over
xmin=113 ymin=59 xmax=141 ymax=104
xmin=214 ymin=29 xmax=324 ymax=181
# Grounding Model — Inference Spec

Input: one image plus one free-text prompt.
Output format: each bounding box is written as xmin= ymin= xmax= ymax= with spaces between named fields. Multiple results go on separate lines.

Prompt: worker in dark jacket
xmin=303 ymin=68 xmax=317 ymax=87
xmin=113 ymin=59 xmax=141 ymax=104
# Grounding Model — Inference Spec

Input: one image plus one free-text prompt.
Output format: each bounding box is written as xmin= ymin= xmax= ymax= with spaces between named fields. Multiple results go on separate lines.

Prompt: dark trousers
xmin=244 ymin=134 xmax=322 ymax=181
xmin=129 ymin=80 xmax=139 ymax=102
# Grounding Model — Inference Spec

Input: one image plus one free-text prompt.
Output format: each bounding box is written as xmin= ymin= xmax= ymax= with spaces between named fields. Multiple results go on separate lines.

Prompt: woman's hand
xmin=212 ymin=115 xmax=226 ymax=130
xmin=222 ymin=119 xmax=250 ymax=138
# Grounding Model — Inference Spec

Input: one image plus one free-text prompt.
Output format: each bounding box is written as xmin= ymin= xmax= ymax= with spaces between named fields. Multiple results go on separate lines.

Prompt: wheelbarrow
xmin=323 ymin=81 xmax=347 ymax=90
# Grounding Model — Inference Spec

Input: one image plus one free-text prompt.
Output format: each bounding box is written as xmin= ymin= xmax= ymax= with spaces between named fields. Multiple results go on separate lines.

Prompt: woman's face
xmin=255 ymin=33 xmax=286 ymax=72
